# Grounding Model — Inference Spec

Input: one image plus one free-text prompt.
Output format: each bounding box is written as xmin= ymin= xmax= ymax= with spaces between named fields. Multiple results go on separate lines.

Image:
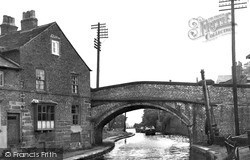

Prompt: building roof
xmin=216 ymin=75 xmax=232 ymax=84
xmin=0 ymin=22 xmax=91 ymax=71
xmin=0 ymin=55 xmax=20 ymax=70
xmin=0 ymin=22 xmax=54 ymax=52
xmin=247 ymin=54 xmax=250 ymax=59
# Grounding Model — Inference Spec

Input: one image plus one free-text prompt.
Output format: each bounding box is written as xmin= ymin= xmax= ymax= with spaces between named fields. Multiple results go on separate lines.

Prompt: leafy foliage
xmin=136 ymin=109 xmax=188 ymax=136
xmin=107 ymin=114 xmax=126 ymax=130
xmin=142 ymin=109 xmax=159 ymax=127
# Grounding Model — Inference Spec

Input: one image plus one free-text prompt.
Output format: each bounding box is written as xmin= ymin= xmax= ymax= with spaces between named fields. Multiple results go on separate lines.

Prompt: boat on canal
xmin=145 ymin=126 xmax=156 ymax=135
xmin=135 ymin=126 xmax=145 ymax=133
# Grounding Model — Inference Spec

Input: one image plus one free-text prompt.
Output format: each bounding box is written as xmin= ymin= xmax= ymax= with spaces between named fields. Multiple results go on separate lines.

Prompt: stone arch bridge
xmin=91 ymin=81 xmax=250 ymax=144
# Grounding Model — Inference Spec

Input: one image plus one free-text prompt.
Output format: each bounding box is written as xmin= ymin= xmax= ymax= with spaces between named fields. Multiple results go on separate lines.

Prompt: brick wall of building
xmin=0 ymin=22 xmax=92 ymax=151
xmin=0 ymin=69 xmax=21 ymax=149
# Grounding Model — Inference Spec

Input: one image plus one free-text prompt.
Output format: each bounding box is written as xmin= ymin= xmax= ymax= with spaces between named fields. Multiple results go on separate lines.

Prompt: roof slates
xmin=0 ymin=23 xmax=54 ymax=52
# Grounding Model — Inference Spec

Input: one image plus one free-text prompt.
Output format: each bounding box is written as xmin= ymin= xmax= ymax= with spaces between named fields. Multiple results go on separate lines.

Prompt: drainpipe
xmin=0 ymin=99 xmax=2 ymax=132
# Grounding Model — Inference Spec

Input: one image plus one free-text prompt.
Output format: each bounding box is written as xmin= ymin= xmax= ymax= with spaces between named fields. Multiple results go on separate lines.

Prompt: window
xmin=36 ymin=69 xmax=45 ymax=91
xmin=71 ymin=75 xmax=78 ymax=94
xmin=51 ymin=40 xmax=60 ymax=56
xmin=0 ymin=71 xmax=3 ymax=86
xmin=71 ymin=132 xmax=81 ymax=142
xmin=72 ymin=105 xmax=80 ymax=125
xmin=36 ymin=104 xmax=55 ymax=130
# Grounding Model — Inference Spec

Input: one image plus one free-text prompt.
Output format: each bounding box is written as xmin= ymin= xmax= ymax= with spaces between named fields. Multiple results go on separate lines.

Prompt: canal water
xmin=95 ymin=129 xmax=190 ymax=160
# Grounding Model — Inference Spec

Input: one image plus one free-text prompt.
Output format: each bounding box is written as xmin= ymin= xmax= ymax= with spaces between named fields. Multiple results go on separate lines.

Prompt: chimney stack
xmin=21 ymin=10 xmax=38 ymax=30
xmin=0 ymin=15 xmax=18 ymax=35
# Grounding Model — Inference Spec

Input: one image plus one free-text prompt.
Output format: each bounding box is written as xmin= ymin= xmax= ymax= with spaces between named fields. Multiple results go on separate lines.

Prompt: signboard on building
xmin=9 ymin=101 xmax=26 ymax=106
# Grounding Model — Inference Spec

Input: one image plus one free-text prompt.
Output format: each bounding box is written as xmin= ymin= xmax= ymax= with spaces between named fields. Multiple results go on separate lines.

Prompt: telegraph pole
xmin=91 ymin=23 xmax=108 ymax=88
xmin=219 ymin=0 xmax=247 ymax=136
xmin=201 ymin=70 xmax=214 ymax=144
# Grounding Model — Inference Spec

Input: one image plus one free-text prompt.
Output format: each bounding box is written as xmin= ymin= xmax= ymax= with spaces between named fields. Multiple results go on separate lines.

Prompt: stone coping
xmin=91 ymin=81 xmax=250 ymax=91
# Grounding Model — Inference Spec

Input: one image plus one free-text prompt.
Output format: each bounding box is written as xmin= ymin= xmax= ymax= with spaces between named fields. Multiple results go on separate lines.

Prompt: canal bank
xmin=190 ymin=145 xmax=227 ymax=160
xmin=63 ymin=132 xmax=250 ymax=160
xmin=63 ymin=132 xmax=135 ymax=160
xmin=190 ymin=144 xmax=250 ymax=160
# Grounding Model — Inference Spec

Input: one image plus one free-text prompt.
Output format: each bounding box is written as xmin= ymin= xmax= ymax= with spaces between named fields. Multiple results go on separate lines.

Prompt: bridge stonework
xmin=90 ymin=81 xmax=250 ymax=144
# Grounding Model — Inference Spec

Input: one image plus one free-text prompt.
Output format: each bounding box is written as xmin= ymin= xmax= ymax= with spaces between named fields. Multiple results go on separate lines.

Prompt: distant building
xmin=245 ymin=55 xmax=250 ymax=84
xmin=0 ymin=10 xmax=92 ymax=151
xmin=216 ymin=61 xmax=247 ymax=84
xmin=216 ymin=75 xmax=232 ymax=84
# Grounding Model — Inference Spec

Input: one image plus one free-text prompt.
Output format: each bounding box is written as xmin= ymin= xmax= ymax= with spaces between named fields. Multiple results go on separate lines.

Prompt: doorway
xmin=7 ymin=113 xmax=20 ymax=147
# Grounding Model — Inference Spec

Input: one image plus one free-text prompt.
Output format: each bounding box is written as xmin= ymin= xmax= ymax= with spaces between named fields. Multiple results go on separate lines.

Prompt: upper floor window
xmin=51 ymin=40 xmax=60 ymax=56
xmin=71 ymin=75 xmax=78 ymax=94
xmin=72 ymin=105 xmax=80 ymax=125
xmin=36 ymin=69 xmax=45 ymax=91
xmin=0 ymin=71 xmax=3 ymax=86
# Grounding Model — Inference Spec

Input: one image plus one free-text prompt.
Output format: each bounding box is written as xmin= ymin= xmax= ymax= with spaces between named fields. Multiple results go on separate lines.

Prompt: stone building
xmin=245 ymin=54 xmax=250 ymax=84
xmin=0 ymin=10 xmax=92 ymax=151
xmin=216 ymin=61 xmax=247 ymax=84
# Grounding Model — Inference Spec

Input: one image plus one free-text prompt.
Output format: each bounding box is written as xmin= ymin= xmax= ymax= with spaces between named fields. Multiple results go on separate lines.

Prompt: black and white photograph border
xmin=1 ymin=0 xmax=250 ymax=159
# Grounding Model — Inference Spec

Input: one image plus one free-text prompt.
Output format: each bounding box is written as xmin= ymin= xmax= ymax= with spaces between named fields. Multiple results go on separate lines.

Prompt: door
xmin=7 ymin=113 xmax=20 ymax=147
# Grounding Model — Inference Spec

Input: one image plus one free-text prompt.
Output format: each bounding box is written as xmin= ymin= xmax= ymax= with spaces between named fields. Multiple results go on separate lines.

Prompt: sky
xmin=1 ymin=0 xmax=250 ymax=126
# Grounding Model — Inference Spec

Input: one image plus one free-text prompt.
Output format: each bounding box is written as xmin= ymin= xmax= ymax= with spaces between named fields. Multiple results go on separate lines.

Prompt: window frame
xmin=71 ymin=74 xmax=79 ymax=94
xmin=51 ymin=39 xmax=60 ymax=56
xmin=36 ymin=69 xmax=45 ymax=91
xmin=71 ymin=132 xmax=81 ymax=142
xmin=72 ymin=105 xmax=80 ymax=125
xmin=34 ymin=104 xmax=55 ymax=131
xmin=0 ymin=71 xmax=4 ymax=87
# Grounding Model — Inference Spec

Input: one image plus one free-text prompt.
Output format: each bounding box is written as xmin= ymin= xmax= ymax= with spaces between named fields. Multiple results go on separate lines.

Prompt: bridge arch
xmin=93 ymin=102 xmax=193 ymax=144
xmin=91 ymin=81 xmax=250 ymax=145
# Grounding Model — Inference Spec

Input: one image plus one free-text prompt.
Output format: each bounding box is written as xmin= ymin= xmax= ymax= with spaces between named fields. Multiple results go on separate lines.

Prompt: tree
xmin=142 ymin=109 xmax=158 ymax=127
xmin=108 ymin=114 xmax=126 ymax=130
xmin=140 ymin=109 xmax=188 ymax=135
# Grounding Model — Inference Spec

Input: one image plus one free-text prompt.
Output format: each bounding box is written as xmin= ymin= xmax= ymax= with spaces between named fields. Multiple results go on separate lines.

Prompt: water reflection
xmin=94 ymin=129 xmax=190 ymax=160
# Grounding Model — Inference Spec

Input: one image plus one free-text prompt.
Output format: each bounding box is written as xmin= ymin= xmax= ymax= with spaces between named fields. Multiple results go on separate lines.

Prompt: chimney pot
xmin=3 ymin=15 xmax=8 ymax=24
xmin=2 ymin=15 xmax=16 ymax=26
xmin=22 ymin=10 xmax=35 ymax=19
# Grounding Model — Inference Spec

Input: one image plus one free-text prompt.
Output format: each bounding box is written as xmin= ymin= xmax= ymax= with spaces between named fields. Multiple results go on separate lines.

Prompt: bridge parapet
xmin=209 ymin=84 xmax=250 ymax=105
xmin=92 ymin=82 xmax=250 ymax=105
xmin=92 ymin=81 xmax=204 ymax=104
